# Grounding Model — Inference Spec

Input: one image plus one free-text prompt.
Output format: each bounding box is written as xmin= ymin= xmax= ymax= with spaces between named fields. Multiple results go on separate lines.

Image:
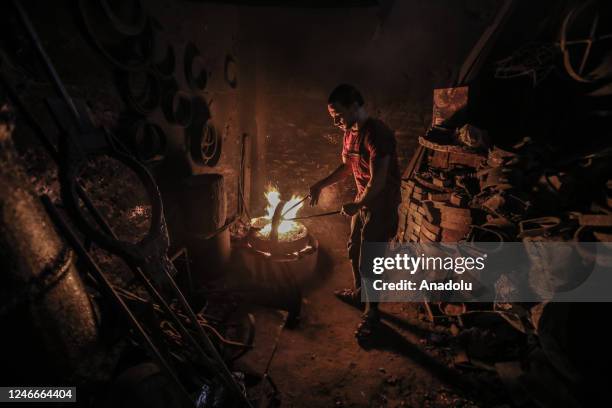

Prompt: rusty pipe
xmin=0 ymin=101 xmax=100 ymax=383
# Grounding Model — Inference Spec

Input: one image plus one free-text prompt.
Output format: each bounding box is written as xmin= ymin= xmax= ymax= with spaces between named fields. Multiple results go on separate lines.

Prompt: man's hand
xmin=309 ymin=182 xmax=323 ymax=207
xmin=341 ymin=202 xmax=360 ymax=217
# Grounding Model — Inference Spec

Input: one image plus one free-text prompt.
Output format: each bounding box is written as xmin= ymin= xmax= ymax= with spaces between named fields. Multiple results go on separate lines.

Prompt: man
xmin=309 ymin=84 xmax=401 ymax=338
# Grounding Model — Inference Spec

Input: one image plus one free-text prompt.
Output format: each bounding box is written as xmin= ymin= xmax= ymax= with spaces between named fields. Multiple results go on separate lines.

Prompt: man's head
xmin=327 ymin=84 xmax=364 ymax=131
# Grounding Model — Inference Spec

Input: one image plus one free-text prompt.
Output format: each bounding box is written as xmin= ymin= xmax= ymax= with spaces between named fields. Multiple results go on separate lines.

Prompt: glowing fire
xmin=252 ymin=186 xmax=306 ymax=241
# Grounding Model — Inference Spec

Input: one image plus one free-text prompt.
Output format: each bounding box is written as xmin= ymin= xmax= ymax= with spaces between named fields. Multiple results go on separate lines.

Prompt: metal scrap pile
xmin=398 ymin=123 xmax=611 ymax=255
xmin=396 ymin=90 xmax=612 ymax=407
xmin=399 ymin=124 xmax=487 ymax=244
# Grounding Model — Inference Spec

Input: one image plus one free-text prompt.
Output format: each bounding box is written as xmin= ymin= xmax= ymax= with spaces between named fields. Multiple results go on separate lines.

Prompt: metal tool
xmin=41 ymin=196 xmax=192 ymax=406
xmin=283 ymin=210 xmax=341 ymax=221
xmin=259 ymin=310 xmax=289 ymax=407
xmin=280 ymin=194 xmax=311 ymax=218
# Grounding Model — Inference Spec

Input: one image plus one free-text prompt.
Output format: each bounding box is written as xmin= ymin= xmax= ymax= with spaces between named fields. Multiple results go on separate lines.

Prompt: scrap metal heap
xmin=397 ymin=85 xmax=612 ymax=406
xmin=0 ymin=2 xmax=258 ymax=406
xmin=400 ymin=124 xmax=611 ymax=248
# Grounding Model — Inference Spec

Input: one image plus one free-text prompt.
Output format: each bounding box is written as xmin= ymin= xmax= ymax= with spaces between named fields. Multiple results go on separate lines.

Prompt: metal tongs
xmin=280 ymin=194 xmax=311 ymax=218
xmin=283 ymin=210 xmax=341 ymax=221
xmin=280 ymin=194 xmax=341 ymax=221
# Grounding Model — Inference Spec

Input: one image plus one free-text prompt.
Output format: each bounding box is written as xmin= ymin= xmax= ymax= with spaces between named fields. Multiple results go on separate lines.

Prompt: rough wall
xmin=238 ymin=0 xmax=497 ymax=218
xmin=143 ymin=0 xmax=242 ymax=214
xmin=3 ymin=0 xmax=244 ymax=229
xmin=3 ymin=0 xmax=497 ymax=247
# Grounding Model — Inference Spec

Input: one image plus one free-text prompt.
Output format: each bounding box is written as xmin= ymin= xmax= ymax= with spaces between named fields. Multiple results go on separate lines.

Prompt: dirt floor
xmin=235 ymin=216 xmax=503 ymax=408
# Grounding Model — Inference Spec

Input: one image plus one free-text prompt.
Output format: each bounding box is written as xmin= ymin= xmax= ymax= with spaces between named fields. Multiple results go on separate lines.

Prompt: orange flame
xmin=253 ymin=186 xmax=305 ymax=240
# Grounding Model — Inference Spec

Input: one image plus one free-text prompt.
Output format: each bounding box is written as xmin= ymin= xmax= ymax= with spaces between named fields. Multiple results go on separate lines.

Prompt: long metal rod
xmin=3 ymin=39 xmax=250 ymax=408
xmin=11 ymin=0 xmax=80 ymax=124
xmin=6 ymin=5 xmax=247 ymax=399
xmin=11 ymin=3 xmax=248 ymax=403
xmin=196 ymin=214 xmax=239 ymax=240
xmin=283 ymin=210 xmax=341 ymax=221
xmin=238 ymin=133 xmax=247 ymax=218
xmin=280 ymin=195 xmax=310 ymax=218
xmin=88 ymin=117 xmax=252 ymax=405
xmin=164 ymin=271 xmax=254 ymax=407
xmin=0 ymin=71 xmax=126 ymax=242
xmin=133 ymin=266 xmax=218 ymax=366
xmin=260 ymin=311 xmax=288 ymax=403
xmin=2 ymin=76 xmax=169 ymax=333
xmin=41 ymin=196 xmax=193 ymax=406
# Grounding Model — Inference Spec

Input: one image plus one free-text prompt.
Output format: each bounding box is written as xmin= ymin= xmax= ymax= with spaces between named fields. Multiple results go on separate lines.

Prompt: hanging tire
xmin=116 ymin=69 xmax=161 ymax=115
xmin=186 ymin=98 xmax=220 ymax=167
xmin=98 ymin=0 xmax=147 ymax=36
xmin=129 ymin=120 xmax=167 ymax=162
xmin=161 ymin=80 xmax=193 ymax=127
xmin=79 ymin=0 xmax=153 ymax=71
xmin=150 ymin=20 xmax=176 ymax=80
xmin=183 ymin=42 xmax=208 ymax=91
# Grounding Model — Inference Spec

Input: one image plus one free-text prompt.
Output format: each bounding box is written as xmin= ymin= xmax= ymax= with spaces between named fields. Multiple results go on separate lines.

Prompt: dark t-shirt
xmin=341 ymin=117 xmax=401 ymax=210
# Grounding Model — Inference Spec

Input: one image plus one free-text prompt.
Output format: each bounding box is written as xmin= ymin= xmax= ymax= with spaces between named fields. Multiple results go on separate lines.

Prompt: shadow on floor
xmin=357 ymin=321 xmax=503 ymax=406
xmin=300 ymin=247 xmax=335 ymax=292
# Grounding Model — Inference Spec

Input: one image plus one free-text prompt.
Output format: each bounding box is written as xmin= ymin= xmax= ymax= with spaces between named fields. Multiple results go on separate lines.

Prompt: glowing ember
xmin=251 ymin=186 xmax=306 ymax=241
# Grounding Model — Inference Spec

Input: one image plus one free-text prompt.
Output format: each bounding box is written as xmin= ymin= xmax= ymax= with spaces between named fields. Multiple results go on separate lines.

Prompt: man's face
xmin=328 ymin=102 xmax=357 ymax=132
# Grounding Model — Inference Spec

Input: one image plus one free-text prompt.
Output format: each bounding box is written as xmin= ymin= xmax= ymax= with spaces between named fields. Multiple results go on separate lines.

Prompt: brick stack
xmin=398 ymin=125 xmax=488 ymax=243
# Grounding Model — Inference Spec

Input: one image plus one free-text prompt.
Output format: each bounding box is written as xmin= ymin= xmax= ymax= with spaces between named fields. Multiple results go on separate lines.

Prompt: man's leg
xmin=335 ymin=213 xmax=363 ymax=305
xmin=355 ymin=208 xmax=398 ymax=338
xmin=348 ymin=213 xmax=363 ymax=292
xmin=359 ymin=210 xmax=382 ymax=318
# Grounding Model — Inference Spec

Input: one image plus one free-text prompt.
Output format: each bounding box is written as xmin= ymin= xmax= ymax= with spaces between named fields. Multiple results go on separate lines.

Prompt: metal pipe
xmin=8 ymin=5 xmax=250 ymax=402
xmin=41 ymin=195 xmax=194 ymax=406
xmin=4 ymin=55 xmax=229 ymax=389
xmin=0 ymin=125 xmax=99 ymax=382
xmin=283 ymin=210 xmax=341 ymax=221
xmin=280 ymin=195 xmax=310 ymax=218
xmin=0 ymin=59 xmax=116 ymax=239
xmin=164 ymin=271 xmax=254 ymax=407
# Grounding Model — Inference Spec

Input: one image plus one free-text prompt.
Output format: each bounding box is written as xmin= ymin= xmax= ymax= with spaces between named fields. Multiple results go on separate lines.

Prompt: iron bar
xmin=280 ymin=195 xmax=310 ymax=218
xmin=283 ymin=210 xmax=341 ymax=221
xmin=12 ymin=0 xmax=81 ymax=125
xmin=41 ymin=195 xmax=193 ymax=406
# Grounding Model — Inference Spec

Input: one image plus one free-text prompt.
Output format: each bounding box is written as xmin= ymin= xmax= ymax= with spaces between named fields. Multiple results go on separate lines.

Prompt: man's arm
xmin=318 ymin=162 xmax=352 ymax=188
xmin=309 ymin=161 xmax=352 ymax=206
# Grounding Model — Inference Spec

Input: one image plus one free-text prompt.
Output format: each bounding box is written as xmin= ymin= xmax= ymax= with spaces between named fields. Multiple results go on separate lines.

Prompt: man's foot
xmin=334 ymin=288 xmax=364 ymax=310
xmin=355 ymin=311 xmax=380 ymax=339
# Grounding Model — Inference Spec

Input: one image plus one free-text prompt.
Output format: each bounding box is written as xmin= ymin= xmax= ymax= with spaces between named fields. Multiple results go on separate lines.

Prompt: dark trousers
xmin=347 ymin=206 xmax=398 ymax=314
